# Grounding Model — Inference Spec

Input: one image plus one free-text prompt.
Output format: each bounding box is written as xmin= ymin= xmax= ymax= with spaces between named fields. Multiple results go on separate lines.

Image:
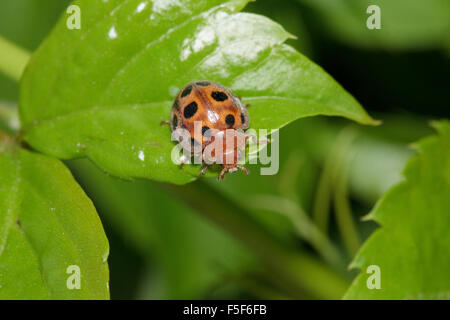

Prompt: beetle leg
xmin=218 ymin=167 xmax=228 ymax=181
xmin=199 ymin=165 xmax=210 ymax=176
xmin=237 ymin=165 xmax=249 ymax=175
xmin=160 ymin=120 xmax=170 ymax=126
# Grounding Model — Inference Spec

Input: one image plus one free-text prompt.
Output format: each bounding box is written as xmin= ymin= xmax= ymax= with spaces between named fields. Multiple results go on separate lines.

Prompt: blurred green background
xmin=0 ymin=0 xmax=448 ymax=299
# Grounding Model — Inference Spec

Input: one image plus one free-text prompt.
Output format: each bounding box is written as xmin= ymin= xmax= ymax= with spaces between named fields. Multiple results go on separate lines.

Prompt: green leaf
xmin=344 ymin=121 xmax=450 ymax=299
xmin=0 ymin=133 xmax=109 ymax=299
xmin=298 ymin=0 xmax=450 ymax=50
xmin=20 ymin=0 xmax=376 ymax=184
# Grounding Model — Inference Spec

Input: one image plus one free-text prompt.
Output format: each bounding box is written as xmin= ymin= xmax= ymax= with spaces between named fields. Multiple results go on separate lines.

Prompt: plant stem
xmin=334 ymin=157 xmax=361 ymax=256
xmin=0 ymin=36 xmax=31 ymax=82
xmin=312 ymin=149 xmax=335 ymax=233
xmin=332 ymin=128 xmax=361 ymax=257
xmin=246 ymin=195 xmax=345 ymax=270
xmin=163 ymin=180 xmax=349 ymax=299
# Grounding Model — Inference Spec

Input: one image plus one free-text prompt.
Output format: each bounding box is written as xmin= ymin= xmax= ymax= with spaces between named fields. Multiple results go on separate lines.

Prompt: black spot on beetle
xmin=183 ymin=101 xmax=197 ymax=118
xmin=211 ymin=91 xmax=228 ymax=102
xmin=196 ymin=81 xmax=210 ymax=86
xmin=240 ymin=112 xmax=246 ymax=124
xmin=225 ymin=114 xmax=235 ymax=126
xmin=202 ymin=126 xmax=210 ymax=136
xmin=181 ymin=85 xmax=192 ymax=97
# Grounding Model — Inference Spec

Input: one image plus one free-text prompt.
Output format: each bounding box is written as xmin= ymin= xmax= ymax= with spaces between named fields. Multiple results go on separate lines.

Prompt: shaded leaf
xmin=20 ymin=0 xmax=375 ymax=184
xmin=0 ymin=133 xmax=109 ymax=299
xmin=298 ymin=0 xmax=450 ymax=50
xmin=344 ymin=121 xmax=450 ymax=299
xmin=0 ymin=0 xmax=71 ymax=100
xmin=69 ymin=158 xmax=256 ymax=299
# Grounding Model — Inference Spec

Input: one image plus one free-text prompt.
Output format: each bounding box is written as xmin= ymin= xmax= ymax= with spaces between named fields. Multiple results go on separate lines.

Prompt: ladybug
xmin=162 ymin=80 xmax=254 ymax=180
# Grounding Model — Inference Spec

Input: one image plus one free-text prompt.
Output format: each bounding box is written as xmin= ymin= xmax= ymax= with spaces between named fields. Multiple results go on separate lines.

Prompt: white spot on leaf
xmin=136 ymin=2 xmax=147 ymax=13
xmin=108 ymin=26 xmax=118 ymax=39
xmin=138 ymin=150 xmax=145 ymax=161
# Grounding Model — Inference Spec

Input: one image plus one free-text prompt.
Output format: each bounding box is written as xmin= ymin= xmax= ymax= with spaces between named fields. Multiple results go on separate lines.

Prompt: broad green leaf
xmin=20 ymin=0 xmax=376 ymax=184
xmin=344 ymin=121 xmax=450 ymax=299
xmin=298 ymin=0 xmax=450 ymax=50
xmin=0 ymin=133 xmax=109 ymax=299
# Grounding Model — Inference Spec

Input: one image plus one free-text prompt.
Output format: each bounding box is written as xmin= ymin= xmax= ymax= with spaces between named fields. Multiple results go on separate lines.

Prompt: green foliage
xmin=69 ymin=158 xmax=254 ymax=299
xmin=20 ymin=0 xmax=375 ymax=184
xmin=345 ymin=121 xmax=450 ymax=299
xmin=0 ymin=133 xmax=109 ymax=299
xmin=1 ymin=0 xmax=448 ymax=301
xmin=298 ymin=0 xmax=450 ymax=50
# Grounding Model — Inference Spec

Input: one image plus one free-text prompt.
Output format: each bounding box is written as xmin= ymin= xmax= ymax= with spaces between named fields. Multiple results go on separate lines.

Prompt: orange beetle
xmin=163 ymin=80 xmax=253 ymax=180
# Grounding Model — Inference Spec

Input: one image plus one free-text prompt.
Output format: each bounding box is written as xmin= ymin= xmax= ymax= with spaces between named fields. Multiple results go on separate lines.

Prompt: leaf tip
xmin=365 ymin=118 xmax=382 ymax=126
xmin=430 ymin=119 xmax=450 ymax=135
xmin=361 ymin=212 xmax=374 ymax=221
xmin=347 ymin=260 xmax=358 ymax=270
xmin=287 ymin=33 xmax=298 ymax=40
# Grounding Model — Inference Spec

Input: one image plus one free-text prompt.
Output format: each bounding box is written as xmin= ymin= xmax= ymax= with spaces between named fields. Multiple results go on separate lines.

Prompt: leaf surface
xmin=20 ymin=0 xmax=376 ymax=184
xmin=345 ymin=121 xmax=450 ymax=299
xmin=0 ymin=134 xmax=109 ymax=299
